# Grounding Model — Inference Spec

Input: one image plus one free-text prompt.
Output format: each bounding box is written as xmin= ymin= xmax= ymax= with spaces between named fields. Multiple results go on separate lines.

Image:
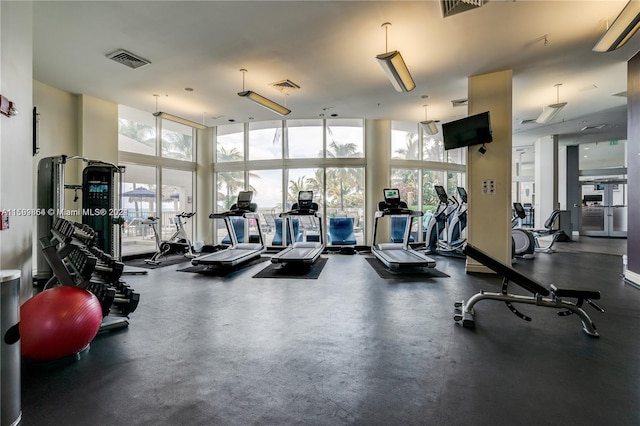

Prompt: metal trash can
xmin=1 ymin=269 xmax=22 ymax=426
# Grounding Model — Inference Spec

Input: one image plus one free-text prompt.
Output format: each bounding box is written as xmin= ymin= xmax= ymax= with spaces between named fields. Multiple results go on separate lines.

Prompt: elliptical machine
xmin=511 ymin=202 xmax=564 ymax=258
xmin=511 ymin=204 xmax=536 ymax=259
xmin=424 ymin=185 xmax=466 ymax=257
xmin=145 ymin=212 xmax=196 ymax=265
xmin=447 ymin=187 xmax=468 ymax=244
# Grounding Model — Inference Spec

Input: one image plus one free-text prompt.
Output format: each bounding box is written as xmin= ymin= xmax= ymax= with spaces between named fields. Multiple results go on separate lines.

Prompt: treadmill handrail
xmin=375 ymin=208 xmax=423 ymax=218
xmin=282 ymin=209 xmax=319 ymax=216
xmin=209 ymin=211 xmax=259 ymax=219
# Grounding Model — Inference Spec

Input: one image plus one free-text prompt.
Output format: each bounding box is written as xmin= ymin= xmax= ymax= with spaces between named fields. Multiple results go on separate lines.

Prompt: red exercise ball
xmin=20 ymin=286 xmax=103 ymax=361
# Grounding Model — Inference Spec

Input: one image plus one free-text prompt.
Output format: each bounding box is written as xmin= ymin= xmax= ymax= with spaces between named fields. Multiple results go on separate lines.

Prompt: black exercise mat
xmin=365 ymin=257 xmax=449 ymax=279
xmin=252 ymin=257 xmax=328 ymax=279
xmin=125 ymin=253 xmax=193 ymax=269
xmin=177 ymin=256 xmax=269 ymax=275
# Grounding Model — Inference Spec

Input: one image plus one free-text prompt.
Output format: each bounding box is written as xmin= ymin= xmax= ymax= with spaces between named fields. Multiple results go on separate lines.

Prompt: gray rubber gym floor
xmin=21 ymin=238 xmax=639 ymax=426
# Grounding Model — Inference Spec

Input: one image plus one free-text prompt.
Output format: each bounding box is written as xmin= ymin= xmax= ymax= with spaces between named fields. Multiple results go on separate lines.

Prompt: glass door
xmin=580 ymin=180 xmax=627 ymax=237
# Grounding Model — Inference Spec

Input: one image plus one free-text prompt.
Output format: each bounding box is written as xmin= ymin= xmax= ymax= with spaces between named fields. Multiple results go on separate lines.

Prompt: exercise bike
xmin=511 ymin=203 xmax=564 ymax=258
xmin=145 ymin=212 xmax=196 ymax=265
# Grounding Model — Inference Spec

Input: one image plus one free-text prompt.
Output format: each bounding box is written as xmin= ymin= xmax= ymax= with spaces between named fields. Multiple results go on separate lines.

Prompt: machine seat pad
xmin=550 ymin=285 xmax=600 ymax=300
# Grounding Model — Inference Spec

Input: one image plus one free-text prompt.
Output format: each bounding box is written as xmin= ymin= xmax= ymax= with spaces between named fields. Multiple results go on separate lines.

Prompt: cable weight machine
xmin=36 ymin=155 xmax=142 ymax=282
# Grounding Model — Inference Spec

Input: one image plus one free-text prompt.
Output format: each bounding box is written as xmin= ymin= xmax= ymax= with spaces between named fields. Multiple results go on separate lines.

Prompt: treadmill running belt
xmin=253 ymin=257 xmax=327 ymax=279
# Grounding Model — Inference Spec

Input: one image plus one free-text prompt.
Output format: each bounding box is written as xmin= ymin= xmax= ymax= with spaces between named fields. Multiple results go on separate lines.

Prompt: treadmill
xmin=371 ymin=188 xmax=436 ymax=269
xmin=191 ymin=191 xmax=265 ymax=267
xmin=270 ymin=191 xmax=324 ymax=265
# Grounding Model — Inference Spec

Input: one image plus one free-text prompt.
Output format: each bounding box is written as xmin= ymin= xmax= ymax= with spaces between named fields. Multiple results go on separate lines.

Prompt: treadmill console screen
xmin=434 ymin=186 xmax=449 ymax=204
xmin=383 ymin=188 xmax=400 ymax=206
xmin=298 ymin=191 xmax=313 ymax=207
xmin=457 ymin=187 xmax=467 ymax=204
xmin=236 ymin=191 xmax=253 ymax=208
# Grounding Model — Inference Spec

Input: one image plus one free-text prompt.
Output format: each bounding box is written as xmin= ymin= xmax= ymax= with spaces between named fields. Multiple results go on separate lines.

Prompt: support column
xmin=626 ymin=52 xmax=640 ymax=285
xmin=534 ymin=135 xmax=558 ymax=228
xmin=566 ymin=145 xmax=580 ymax=234
xmin=365 ymin=119 xmax=391 ymax=244
xmin=466 ymin=70 xmax=512 ymax=271
xmin=196 ymin=127 xmax=214 ymax=243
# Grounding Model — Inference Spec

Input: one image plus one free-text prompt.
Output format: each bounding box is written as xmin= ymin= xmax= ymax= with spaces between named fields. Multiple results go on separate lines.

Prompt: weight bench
xmin=455 ymin=244 xmax=604 ymax=337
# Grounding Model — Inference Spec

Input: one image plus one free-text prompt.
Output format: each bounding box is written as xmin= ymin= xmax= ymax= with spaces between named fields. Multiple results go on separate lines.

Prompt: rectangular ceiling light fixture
xmin=237 ymin=90 xmax=291 ymax=116
xmin=152 ymin=112 xmax=207 ymax=129
xmin=376 ymin=51 xmax=416 ymax=93
xmin=420 ymin=120 xmax=439 ymax=135
xmin=535 ymin=102 xmax=567 ymax=124
xmin=536 ymin=83 xmax=567 ymax=124
xmin=593 ymin=0 xmax=640 ymax=52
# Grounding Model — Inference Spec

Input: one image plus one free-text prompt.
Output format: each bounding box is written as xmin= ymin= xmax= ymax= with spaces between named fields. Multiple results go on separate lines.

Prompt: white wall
xmin=1 ymin=2 xmax=34 ymax=299
xmin=32 ymin=80 xmax=82 ymax=215
xmin=79 ymin=94 xmax=118 ymax=164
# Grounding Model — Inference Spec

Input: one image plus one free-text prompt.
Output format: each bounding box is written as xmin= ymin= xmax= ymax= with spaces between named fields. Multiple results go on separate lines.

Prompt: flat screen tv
xmin=442 ymin=111 xmax=492 ymax=150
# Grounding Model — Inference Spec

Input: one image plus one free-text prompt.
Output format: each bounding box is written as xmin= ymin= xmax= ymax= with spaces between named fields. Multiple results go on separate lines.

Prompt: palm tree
xmin=217 ymin=172 xmax=244 ymax=210
xmin=305 ymin=169 xmax=325 ymax=206
xmin=215 ymin=146 xmax=244 ymax=209
xmin=394 ymin=132 xmax=419 ymax=160
xmin=423 ymin=136 xmax=445 ymax=161
xmin=118 ymin=119 xmax=155 ymax=147
xmin=325 ymin=141 xmax=363 ymax=211
xmin=288 ymin=176 xmax=307 ymax=205
xmin=422 ymin=172 xmax=444 ymax=213
xmin=326 ymin=140 xmax=359 ymax=158
xmin=161 ymin=129 xmax=193 ymax=160
xmin=217 ymin=146 xmax=243 ymax=162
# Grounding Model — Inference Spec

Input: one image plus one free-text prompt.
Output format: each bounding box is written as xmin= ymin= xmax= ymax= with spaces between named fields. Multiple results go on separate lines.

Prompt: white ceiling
xmin=32 ymin=1 xmax=637 ymax=153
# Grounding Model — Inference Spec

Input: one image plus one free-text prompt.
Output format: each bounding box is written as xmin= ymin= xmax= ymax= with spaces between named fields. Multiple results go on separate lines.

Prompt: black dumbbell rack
xmin=39 ymin=217 xmax=140 ymax=331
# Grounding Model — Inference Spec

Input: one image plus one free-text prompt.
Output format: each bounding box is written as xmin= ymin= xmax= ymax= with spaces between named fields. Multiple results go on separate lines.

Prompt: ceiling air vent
xmin=520 ymin=119 xmax=537 ymax=125
xmin=441 ymin=0 xmax=483 ymax=18
xmin=106 ymin=49 xmax=151 ymax=69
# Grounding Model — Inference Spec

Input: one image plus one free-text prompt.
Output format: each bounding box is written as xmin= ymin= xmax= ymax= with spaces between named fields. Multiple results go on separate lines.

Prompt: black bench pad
xmin=550 ymin=284 xmax=600 ymax=300
xmin=463 ymin=244 xmax=550 ymax=296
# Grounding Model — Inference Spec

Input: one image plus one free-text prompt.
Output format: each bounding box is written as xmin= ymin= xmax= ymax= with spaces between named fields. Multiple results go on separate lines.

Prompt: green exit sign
xmin=610 ymin=140 xmax=619 ymax=145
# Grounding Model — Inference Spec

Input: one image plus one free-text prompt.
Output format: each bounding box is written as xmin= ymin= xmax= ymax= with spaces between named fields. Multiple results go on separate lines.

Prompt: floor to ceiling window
xmin=119 ymin=105 xmax=197 ymax=256
xmin=286 ymin=119 xmax=324 ymax=158
xmin=161 ymin=120 xmax=194 ymax=161
xmin=214 ymin=119 xmax=367 ymax=245
xmin=213 ymin=119 xmax=467 ymax=247
xmin=161 ymin=168 xmax=195 ymax=240
xmin=120 ymin=164 xmax=157 ymax=255
xmin=391 ymin=121 xmax=466 ymax=242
